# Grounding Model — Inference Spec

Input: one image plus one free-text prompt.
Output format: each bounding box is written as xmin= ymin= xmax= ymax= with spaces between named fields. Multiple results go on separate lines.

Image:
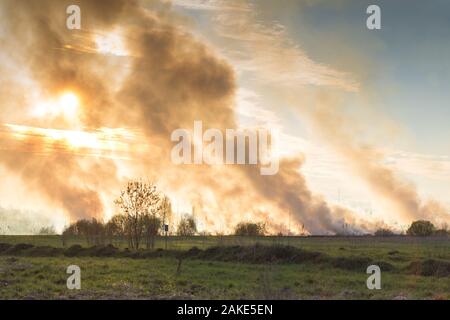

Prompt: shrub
xmin=234 ymin=222 xmax=266 ymax=236
xmin=434 ymin=229 xmax=449 ymax=237
xmin=62 ymin=218 xmax=107 ymax=245
xmin=407 ymin=220 xmax=435 ymax=237
xmin=374 ymin=228 xmax=395 ymax=237
xmin=177 ymin=214 xmax=197 ymax=236
xmin=38 ymin=226 xmax=57 ymax=235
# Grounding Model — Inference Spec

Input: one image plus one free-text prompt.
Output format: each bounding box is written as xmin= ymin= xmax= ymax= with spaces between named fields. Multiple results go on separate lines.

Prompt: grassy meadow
xmin=0 ymin=235 xmax=449 ymax=300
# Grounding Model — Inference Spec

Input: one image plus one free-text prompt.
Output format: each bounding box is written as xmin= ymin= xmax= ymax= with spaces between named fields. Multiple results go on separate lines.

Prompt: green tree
xmin=407 ymin=220 xmax=435 ymax=237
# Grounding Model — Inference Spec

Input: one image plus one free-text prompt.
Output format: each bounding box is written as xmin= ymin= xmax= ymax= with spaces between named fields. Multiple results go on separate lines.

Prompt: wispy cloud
xmin=172 ymin=0 xmax=250 ymax=12
xmin=386 ymin=151 xmax=450 ymax=182
xmin=174 ymin=0 xmax=359 ymax=91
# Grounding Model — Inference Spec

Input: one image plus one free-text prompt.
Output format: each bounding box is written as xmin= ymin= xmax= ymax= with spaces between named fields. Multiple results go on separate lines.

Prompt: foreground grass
xmin=0 ymin=255 xmax=448 ymax=300
xmin=0 ymin=236 xmax=448 ymax=300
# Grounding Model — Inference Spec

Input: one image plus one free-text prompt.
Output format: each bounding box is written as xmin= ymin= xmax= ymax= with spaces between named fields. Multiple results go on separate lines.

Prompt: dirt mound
xmin=4 ymin=243 xmax=34 ymax=255
xmin=186 ymin=245 xmax=323 ymax=264
xmin=85 ymin=245 xmax=119 ymax=257
xmin=0 ymin=243 xmax=13 ymax=253
xmin=330 ymin=256 xmax=394 ymax=272
xmin=0 ymin=242 xmax=397 ymax=273
xmin=27 ymin=246 xmax=63 ymax=257
xmin=331 ymin=256 xmax=373 ymax=271
xmin=407 ymin=259 xmax=450 ymax=277
xmin=64 ymin=244 xmax=84 ymax=257
xmin=64 ymin=244 xmax=119 ymax=257
xmin=124 ymin=248 xmax=178 ymax=259
xmin=95 ymin=244 xmax=120 ymax=257
xmin=376 ymin=261 xmax=395 ymax=271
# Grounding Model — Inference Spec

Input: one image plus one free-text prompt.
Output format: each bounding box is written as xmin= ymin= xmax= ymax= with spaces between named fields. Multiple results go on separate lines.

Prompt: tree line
xmin=62 ymin=181 xmax=448 ymax=249
xmin=375 ymin=220 xmax=449 ymax=237
xmin=63 ymin=181 xmax=197 ymax=249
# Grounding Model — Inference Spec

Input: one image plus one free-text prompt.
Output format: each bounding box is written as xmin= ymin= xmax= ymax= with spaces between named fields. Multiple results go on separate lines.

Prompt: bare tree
xmin=62 ymin=218 xmax=106 ymax=245
xmin=160 ymin=196 xmax=172 ymax=232
xmin=105 ymin=214 xmax=128 ymax=245
xmin=115 ymin=181 xmax=161 ymax=250
xmin=177 ymin=214 xmax=197 ymax=236
xmin=142 ymin=215 xmax=161 ymax=249
xmin=141 ymin=195 xmax=173 ymax=249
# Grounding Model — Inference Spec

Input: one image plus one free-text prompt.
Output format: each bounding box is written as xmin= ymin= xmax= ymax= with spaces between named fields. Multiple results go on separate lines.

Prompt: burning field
xmin=0 ymin=0 xmax=449 ymax=302
xmin=1 ymin=0 xmax=449 ymax=236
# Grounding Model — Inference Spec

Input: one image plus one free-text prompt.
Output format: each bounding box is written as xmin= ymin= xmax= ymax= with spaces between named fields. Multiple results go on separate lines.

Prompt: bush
xmin=234 ymin=222 xmax=266 ymax=236
xmin=62 ymin=218 xmax=107 ymax=245
xmin=433 ymin=229 xmax=449 ymax=237
xmin=407 ymin=220 xmax=435 ymax=237
xmin=374 ymin=228 xmax=395 ymax=237
xmin=177 ymin=215 xmax=197 ymax=236
xmin=38 ymin=226 xmax=57 ymax=235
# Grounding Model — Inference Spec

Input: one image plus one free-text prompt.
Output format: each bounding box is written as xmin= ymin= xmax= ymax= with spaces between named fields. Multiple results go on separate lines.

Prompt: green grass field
xmin=0 ymin=235 xmax=449 ymax=300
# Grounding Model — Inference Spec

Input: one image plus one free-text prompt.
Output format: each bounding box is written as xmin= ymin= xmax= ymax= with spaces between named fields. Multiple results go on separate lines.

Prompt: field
xmin=0 ymin=235 xmax=449 ymax=300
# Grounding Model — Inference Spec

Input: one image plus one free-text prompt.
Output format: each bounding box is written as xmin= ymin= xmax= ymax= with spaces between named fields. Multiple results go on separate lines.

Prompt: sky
xmin=0 ymin=0 xmax=449 ymax=234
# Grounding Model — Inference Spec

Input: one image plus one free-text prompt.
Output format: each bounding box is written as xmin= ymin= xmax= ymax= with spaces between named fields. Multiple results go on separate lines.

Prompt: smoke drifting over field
xmin=0 ymin=0 xmax=445 ymax=235
xmin=307 ymin=95 xmax=450 ymax=226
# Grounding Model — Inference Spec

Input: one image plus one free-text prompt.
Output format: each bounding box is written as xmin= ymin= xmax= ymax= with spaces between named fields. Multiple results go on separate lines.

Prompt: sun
xmin=58 ymin=92 xmax=79 ymax=116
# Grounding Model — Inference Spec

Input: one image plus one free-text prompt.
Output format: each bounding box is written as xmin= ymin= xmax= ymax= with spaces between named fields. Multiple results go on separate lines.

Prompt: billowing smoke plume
xmin=0 ymin=0 xmax=129 ymax=220
xmin=195 ymin=0 xmax=450 ymax=228
xmin=308 ymin=94 xmax=449 ymax=226
xmin=0 ymin=0 xmax=374 ymax=234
